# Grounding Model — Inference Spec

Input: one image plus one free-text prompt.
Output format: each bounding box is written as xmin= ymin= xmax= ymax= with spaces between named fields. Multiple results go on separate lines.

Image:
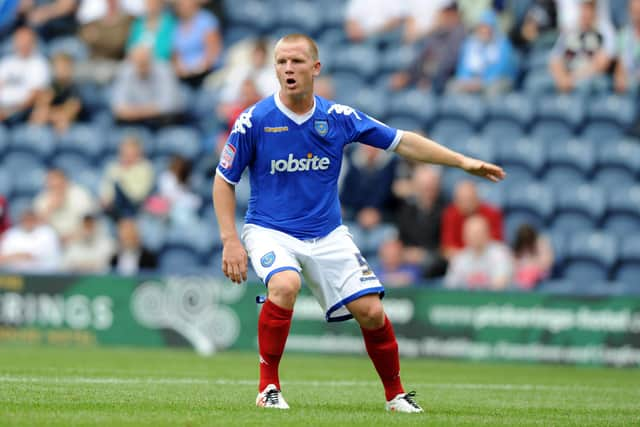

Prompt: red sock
xmin=361 ymin=315 xmax=404 ymax=401
xmin=258 ymin=299 xmax=293 ymax=391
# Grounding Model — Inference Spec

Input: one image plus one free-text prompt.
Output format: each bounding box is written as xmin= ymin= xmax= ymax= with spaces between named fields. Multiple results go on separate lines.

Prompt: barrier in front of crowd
xmin=0 ymin=274 xmax=638 ymax=367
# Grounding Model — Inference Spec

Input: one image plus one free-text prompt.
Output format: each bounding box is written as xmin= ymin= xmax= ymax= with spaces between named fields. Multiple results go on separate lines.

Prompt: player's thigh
xmin=345 ymin=294 xmax=385 ymax=329
xmin=242 ymin=224 xmax=302 ymax=286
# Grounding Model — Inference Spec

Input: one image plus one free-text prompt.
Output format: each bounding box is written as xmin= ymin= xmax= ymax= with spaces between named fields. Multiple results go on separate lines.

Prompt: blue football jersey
xmin=216 ymin=93 xmax=403 ymax=240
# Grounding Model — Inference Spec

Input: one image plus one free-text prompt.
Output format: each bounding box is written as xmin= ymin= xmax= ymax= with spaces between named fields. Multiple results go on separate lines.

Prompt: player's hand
xmin=460 ymin=156 xmax=506 ymax=182
xmin=221 ymin=238 xmax=248 ymax=284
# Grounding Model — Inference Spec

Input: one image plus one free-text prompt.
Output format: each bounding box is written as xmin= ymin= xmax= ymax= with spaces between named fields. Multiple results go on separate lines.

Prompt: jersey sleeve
xmin=216 ymin=106 xmax=257 ymax=185
xmin=331 ymin=104 xmax=403 ymax=151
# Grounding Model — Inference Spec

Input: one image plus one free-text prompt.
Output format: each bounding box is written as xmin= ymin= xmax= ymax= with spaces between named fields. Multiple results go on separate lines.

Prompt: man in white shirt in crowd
xmin=0 ymin=27 xmax=50 ymax=124
xmin=0 ymin=209 xmax=61 ymax=273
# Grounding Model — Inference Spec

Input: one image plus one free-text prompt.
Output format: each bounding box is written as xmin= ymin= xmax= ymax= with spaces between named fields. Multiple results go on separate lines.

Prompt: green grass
xmin=1 ymin=346 xmax=639 ymax=426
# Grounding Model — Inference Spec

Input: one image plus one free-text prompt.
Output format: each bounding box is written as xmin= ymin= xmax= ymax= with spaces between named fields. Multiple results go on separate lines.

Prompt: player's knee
xmin=353 ymin=298 xmax=385 ymax=329
xmin=267 ymin=270 xmax=301 ymax=303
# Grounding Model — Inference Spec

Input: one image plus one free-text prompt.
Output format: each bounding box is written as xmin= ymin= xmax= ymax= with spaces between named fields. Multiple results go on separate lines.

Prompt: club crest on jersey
xmin=220 ymin=144 xmax=236 ymax=169
xmin=260 ymin=251 xmax=276 ymax=268
xmin=314 ymin=120 xmax=329 ymax=136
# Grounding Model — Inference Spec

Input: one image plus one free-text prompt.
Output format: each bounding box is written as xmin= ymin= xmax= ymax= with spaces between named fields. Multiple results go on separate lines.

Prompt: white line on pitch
xmin=0 ymin=375 xmax=631 ymax=392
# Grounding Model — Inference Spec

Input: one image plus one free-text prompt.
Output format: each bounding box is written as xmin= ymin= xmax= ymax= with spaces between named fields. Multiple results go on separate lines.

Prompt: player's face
xmin=274 ymin=40 xmax=320 ymax=100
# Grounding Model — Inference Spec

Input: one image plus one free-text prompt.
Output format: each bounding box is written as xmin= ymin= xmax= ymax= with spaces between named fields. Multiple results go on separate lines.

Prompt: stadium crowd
xmin=0 ymin=0 xmax=638 ymax=294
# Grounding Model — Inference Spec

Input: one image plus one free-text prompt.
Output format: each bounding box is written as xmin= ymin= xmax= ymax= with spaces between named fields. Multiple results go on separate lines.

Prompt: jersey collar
xmin=274 ymin=92 xmax=316 ymax=125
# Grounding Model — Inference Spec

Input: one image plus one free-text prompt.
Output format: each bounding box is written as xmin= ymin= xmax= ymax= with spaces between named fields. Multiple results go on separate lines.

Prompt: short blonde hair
xmin=275 ymin=33 xmax=319 ymax=61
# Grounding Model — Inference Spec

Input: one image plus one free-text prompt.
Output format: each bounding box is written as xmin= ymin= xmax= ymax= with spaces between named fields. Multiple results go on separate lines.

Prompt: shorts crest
xmin=260 ymin=251 xmax=276 ymax=267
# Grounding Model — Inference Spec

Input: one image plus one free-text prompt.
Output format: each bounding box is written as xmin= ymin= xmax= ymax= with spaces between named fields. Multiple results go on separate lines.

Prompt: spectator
xmin=457 ymin=0 xmax=496 ymax=27
xmin=512 ymin=223 xmax=554 ymax=289
xmin=24 ymin=0 xmax=77 ymax=40
xmin=391 ymin=2 xmax=466 ymax=93
xmin=157 ymin=155 xmax=201 ymax=224
xmin=218 ymin=77 xmax=263 ymax=135
xmin=374 ymin=239 xmax=421 ymax=288
xmin=556 ymin=0 xmax=613 ymax=33
xmin=0 ymin=209 xmax=61 ymax=272
xmin=172 ymin=0 xmax=222 ymax=88
xmin=449 ymin=9 xmax=516 ymax=95
xmin=100 ymin=136 xmax=154 ymax=219
xmin=340 ymin=144 xmax=398 ymax=230
xmin=0 ymin=27 xmax=50 ymax=125
xmin=613 ymin=0 xmax=640 ymax=94
xmin=441 ymin=180 xmax=503 ymax=259
xmin=63 ymin=214 xmax=115 ymax=273
xmin=344 ymin=0 xmax=405 ymax=43
xmin=78 ymin=0 xmax=132 ymax=61
xmin=0 ymin=196 xmax=10 ymax=236
xmin=509 ymin=0 xmax=558 ymax=52
xmin=126 ymin=0 xmax=176 ymax=61
xmin=218 ymin=38 xmax=279 ymax=103
xmin=110 ymin=218 xmax=157 ymax=275
xmin=548 ymin=0 xmax=615 ymax=94
xmin=402 ymin=0 xmax=452 ymax=43
xmin=33 ymin=168 xmax=96 ymax=244
xmin=444 ymin=215 xmax=513 ymax=290
xmin=29 ymin=53 xmax=82 ymax=133
xmin=111 ymin=45 xmax=183 ymax=127
xmin=395 ymin=165 xmax=448 ymax=278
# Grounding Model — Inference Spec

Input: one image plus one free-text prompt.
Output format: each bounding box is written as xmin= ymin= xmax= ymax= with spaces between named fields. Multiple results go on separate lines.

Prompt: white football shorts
xmin=241 ymin=224 xmax=384 ymax=322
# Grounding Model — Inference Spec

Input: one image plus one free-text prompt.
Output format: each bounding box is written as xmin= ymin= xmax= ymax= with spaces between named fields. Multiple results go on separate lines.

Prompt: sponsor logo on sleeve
xmin=220 ymin=144 xmax=236 ymax=169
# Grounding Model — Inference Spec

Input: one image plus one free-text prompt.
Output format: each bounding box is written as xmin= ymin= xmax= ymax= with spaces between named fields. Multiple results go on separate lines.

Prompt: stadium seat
xmin=449 ymin=135 xmax=496 ymax=164
xmin=534 ymin=94 xmax=585 ymax=133
xmin=429 ymin=118 xmax=474 ymax=143
xmin=0 ymin=168 xmax=11 ymax=197
xmin=563 ymin=231 xmax=618 ymax=283
xmin=522 ymin=70 xmax=556 ymax=96
xmin=386 ymin=89 xmax=437 ymax=127
xmin=529 ymin=121 xmax=574 ymax=145
xmin=481 ymin=120 xmax=524 ymax=146
xmin=615 ymin=235 xmax=640 ymax=287
xmin=276 ymin=2 xmax=323 ymax=36
xmin=604 ymin=185 xmax=640 ymax=237
xmin=7 ymin=196 xmax=33 ymax=223
xmin=331 ymin=71 xmax=366 ymax=104
xmin=544 ymin=138 xmax=595 ymax=183
xmin=537 ymin=279 xmax=578 ymax=295
xmin=505 ymin=182 xmax=554 ymax=229
xmin=331 ymin=44 xmax=380 ymax=82
xmin=379 ymin=44 xmax=417 ymax=74
xmin=69 ymin=167 xmax=101 ymax=196
xmin=497 ymin=137 xmax=546 ymax=180
xmin=159 ymin=247 xmax=204 ymax=273
xmin=581 ymin=122 xmax=625 ymax=142
xmin=46 ymin=36 xmax=88 ymax=61
xmin=352 ymin=86 xmax=389 ymax=121
xmin=437 ymin=94 xmax=486 ymax=130
xmin=476 ymin=181 xmax=505 ymax=209
xmin=551 ymin=183 xmax=605 ymax=234
xmin=225 ymin=0 xmax=276 ymax=33
xmin=0 ymin=124 xmax=9 ymax=159
xmin=486 ymin=92 xmax=535 ymax=130
xmin=50 ymin=152 xmax=91 ymax=175
xmin=2 ymin=151 xmax=46 ymax=177
xmin=56 ymin=124 xmax=106 ymax=161
xmin=11 ymin=167 xmax=46 ymax=197
xmin=163 ymin=220 xmax=220 ymax=259
xmin=155 ymin=126 xmax=201 ymax=161
xmin=594 ymin=139 xmax=640 ymax=187
xmin=136 ymin=214 xmax=167 ymax=253
xmin=10 ymin=124 xmax=55 ymax=160
xmin=586 ymin=94 xmax=636 ymax=133
xmin=106 ymin=126 xmax=154 ymax=156
xmin=77 ymin=82 xmax=109 ymax=116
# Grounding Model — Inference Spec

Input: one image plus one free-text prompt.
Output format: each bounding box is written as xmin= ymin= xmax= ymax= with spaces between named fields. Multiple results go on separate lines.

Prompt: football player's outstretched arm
xmin=394 ymin=131 xmax=506 ymax=182
xmin=213 ymin=175 xmax=248 ymax=284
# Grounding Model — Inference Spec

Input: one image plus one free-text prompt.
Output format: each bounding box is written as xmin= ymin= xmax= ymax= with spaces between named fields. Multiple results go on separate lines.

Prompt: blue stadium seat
xmin=437 ymin=94 xmax=486 ymax=130
xmin=563 ymin=231 xmax=618 ymax=283
xmin=534 ymin=94 xmax=585 ymax=133
xmin=56 ymin=124 xmax=106 ymax=161
xmin=352 ymin=86 xmax=389 ymax=121
xmin=163 ymin=220 xmax=220 ymax=259
xmin=429 ymin=118 xmax=474 ymax=143
xmin=0 ymin=124 xmax=9 ymax=159
xmin=497 ymin=137 xmax=546 ymax=180
xmin=331 ymin=71 xmax=366 ymax=104
xmin=2 ymin=152 xmax=46 ymax=177
xmin=50 ymin=152 xmax=91 ymax=175
xmin=581 ymin=122 xmax=624 ymax=142
xmin=522 ymin=70 xmax=556 ymax=96
xmin=276 ymin=2 xmax=323 ymax=36
xmin=107 ymin=126 xmax=154 ymax=156
xmin=387 ymin=89 xmax=437 ymax=127
xmin=593 ymin=139 xmax=640 ymax=187
xmin=346 ymin=222 xmax=396 ymax=258
xmin=476 ymin=181 xmax=505 ymax=208
xmin=331 ymin=44 xmax=380 ymax=82
xmin=615 ymin=235 xmax=640 ymax=286
xmin=586 ymin=94 xmax=636 ymax=134
xmin=481 ymin=120 xmax=524 ymax=146
xmin=11 ymin=167 xmax=46 ymax=197
xmin=529 ymin=121 xmax=573 ymax=145
xmin=384 ymin=116 xmax=424 ymax=134
xmin=225 ymin=0 xmax=276 ymax=33
xmin=610 ymin=0 xmax=630 ymax=27
xmin=505 ymin=182 xmax=554 ymax=229
xmin=548 ymin=230 xmax=568 ymax=273
xmin=537 ymin=279 xmax=579 ymax=295
xmin=7 ymin=196 xmax=33 ymax=223
xmin=0 ymin=168 xmax=11 ymax=197
xmin=137 ymin=214 xmax=167 ymax=253
xmin=317 ymin=27 xmax=347 ymax=49
xmin=69 ymin=168 xmax=101 ymax=196
xmin=10 ymin=124 xmax=55 ymax=160
xmin=159 ymin=247 xmax=204 ymax=273
xmin=449 ymin=135 xmax=496 ymax=164
xmin=77 ymin=82 xmax=109 ymax=116
xmin=223 ymin=26 xmax=259 ymax=46
xmin=486 ymin=93 xmax=535 ymax=130
xmin=380 ymin=44 xmax=417 ymax=73
xmin=604 ymin=185 xmax=640 ymax=238
xmin=46 ymin=36 xmax=88 ymax=61
xmin=155 ymin=126 xmax=201 ymax=161
xmin=544 ymin=138 xmax=595 ymax=183
xmin=551 ymin=183 xmax=605 ymax=234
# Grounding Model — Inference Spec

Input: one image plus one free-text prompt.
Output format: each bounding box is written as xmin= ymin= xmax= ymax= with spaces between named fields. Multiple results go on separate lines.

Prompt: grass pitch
xmin=0 ymin=346 xmax=639 ymax=426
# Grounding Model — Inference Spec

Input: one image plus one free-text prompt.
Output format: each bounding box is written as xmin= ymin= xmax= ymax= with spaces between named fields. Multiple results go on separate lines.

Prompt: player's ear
xmin=312 ymin=60 xmax=321 ymax=77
